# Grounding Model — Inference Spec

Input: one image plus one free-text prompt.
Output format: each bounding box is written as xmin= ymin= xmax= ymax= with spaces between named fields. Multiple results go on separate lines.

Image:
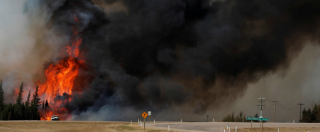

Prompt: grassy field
xmin=238 ymin=127 xmax=316 ymax=132
xmin=0 ymin=121 xmax=172 ymax=132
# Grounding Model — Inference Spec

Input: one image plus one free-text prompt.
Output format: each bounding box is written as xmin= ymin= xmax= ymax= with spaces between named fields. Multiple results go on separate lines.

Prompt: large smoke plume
xmin=0 ymin=0 xmax=67 ymax=100
xmin=2 ymin=0 xmax=320 ymax=120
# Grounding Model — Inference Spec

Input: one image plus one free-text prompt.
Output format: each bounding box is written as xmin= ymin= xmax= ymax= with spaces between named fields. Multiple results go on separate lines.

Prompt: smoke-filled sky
xmin=1 ymin=0 xmax=320 ymax=122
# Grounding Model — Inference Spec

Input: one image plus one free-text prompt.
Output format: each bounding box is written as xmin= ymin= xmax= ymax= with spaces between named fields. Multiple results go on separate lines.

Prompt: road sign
xmin=246 ymin=117 xmax=269 ymax=121
xmin=142 ymin=112 xmax=148 ymax=118
xmin=246 ymin=117 xmax=260 ymax=120
xmin=260 ymin=118 xmax=269 ymax=121
xmin=141 ymin=112 xmax=148 ymax=130
xmin=148 ymin=111 xmax=151 ymax=123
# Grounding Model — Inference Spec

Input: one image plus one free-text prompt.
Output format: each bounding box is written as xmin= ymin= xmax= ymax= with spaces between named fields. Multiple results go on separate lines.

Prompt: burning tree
xmin=37 ymin=15 xmax=84 ymax=120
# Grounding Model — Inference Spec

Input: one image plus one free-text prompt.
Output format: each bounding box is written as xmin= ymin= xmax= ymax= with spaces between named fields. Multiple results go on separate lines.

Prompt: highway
xmin=145 ymin=122 xmax=320 ymax=132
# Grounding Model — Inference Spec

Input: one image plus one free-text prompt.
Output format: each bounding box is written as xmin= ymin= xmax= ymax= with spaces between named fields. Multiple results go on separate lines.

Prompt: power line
xmin=264 ymin=100 xmax=297 ymax=110
xmin=277 ymin=102 xmax=298 ymax=110
xmin=258 ymin=99 xmax=303 ymax=122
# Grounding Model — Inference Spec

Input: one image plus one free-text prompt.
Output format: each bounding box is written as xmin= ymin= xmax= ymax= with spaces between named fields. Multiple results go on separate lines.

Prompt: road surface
xmin=145 ymin=122 xmax=320 ymax=132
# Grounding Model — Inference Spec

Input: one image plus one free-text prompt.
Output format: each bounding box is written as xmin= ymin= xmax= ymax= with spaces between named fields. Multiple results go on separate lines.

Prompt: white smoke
xmin=0 ymin=0 xmax=65 ymax=102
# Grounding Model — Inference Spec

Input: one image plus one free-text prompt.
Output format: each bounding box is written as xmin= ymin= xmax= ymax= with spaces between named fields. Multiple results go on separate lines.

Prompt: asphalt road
xmin=145 ymin=122 xmax=320 ymax=132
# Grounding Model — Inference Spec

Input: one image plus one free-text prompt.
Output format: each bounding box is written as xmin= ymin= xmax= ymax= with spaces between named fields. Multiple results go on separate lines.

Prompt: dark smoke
xmin=33 ymin=0 xmax=320 ymax=119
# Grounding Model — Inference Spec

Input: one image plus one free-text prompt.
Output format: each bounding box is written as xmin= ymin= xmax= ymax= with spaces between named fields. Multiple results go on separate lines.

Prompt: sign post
xmin=251 ymin=120 xmax=252 ymax=132
xmin=262 ymin=120 xmax=264 ymax=132
xmin=142 ymin=112 xmax=148 ymax=130
xmin=148 ymin=111 xmax=151 ymax=123
xmin=246 ymin=117 xmax=268 ymax=132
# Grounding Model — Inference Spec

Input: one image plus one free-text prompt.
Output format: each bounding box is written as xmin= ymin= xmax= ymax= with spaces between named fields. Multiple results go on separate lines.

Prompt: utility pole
xmin=257 ymin=98 xmax=265 ymax=130
xmin=272 ymin=101 xmax=278 ymax=122
xmin=298 ymin=103 xmax=304 ymax=122
xmin=257 ymin=98 xmax=266 ymax=118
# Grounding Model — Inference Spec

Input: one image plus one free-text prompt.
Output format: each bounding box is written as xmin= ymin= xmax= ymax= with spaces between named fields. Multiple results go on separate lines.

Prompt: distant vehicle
xmin=51 ymin=115 xmax=59 ymax=121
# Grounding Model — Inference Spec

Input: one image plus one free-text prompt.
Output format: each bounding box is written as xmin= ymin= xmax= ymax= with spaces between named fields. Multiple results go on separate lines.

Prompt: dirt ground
xmin=238 ymin=127 xmax=316 ymax=132
xmin=0 ymin=121 xmax=173 ymax=132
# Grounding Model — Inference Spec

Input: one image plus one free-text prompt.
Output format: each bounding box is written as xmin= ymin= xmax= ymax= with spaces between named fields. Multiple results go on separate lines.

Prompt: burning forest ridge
xmin=37 ymin=15 xmax=84 ymax=120
xmin=2 ymin=0 xmax=320 ymax=121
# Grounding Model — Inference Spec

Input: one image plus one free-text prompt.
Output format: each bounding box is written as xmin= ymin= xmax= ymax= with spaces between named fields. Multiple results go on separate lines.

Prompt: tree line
xmin=222 ymin=111 xmax=248 ymax=122
xmin=0 ymin=81 xmax=41 ymax=120
xmin=222 ymin=104 xmax=320 ymax=123
xmin=222 ymin=111 xmax=264 ymax=122
xmin=301 ymin=104 xmax=320 ymax=123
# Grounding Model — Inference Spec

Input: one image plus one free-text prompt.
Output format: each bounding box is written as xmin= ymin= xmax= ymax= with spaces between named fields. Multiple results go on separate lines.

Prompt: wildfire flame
xmin=38 ymin=16 xmax=84 ymax=120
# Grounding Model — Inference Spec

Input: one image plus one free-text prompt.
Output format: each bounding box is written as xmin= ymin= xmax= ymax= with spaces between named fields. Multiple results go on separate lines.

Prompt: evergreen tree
xmin=8 ymin=112 xmax=11 ymax=120
xmin=0 ymin=84 xmax=42 ymax=120
xmin=11 ymin=105 xmax=15 ymax=120
xmin=42 ymin=101 xmax=45 ymax=110
xmin=312 ymin=104 xmax=318 ymax=122
xmin=31 ymin=86 xmax=41 ymax=120
xmin=301 ymin=104 xmax=320 ymax=123
xmin=302 ymin=108 xmax=307 ymax=122
xmin=236 ymin=111 xmax=243 ymax=122
xmin=222 ymin=111 xmax=247 ymax=122
xmin=16 ymin=82 xmax=24 ymax=106
xmin=0 ymin=80 xmax=4 ymax=120
xmin=231 ymin=112 xmax=234 ymax=122
xmin=307 ymin=108 xmax=312 ymax=123
xmin=45 ymin=100 xmax=49 ymax=109
xmin=254 ymin=113 xmax=259 ymax=122
xmin=31 ymin=86 xmax=40 ymax=107
xmin=0 ymin=80 xmax=4 ymax=110
xmin=23 ymin=90 xmax=31 ymax=120
xmin=222 ymin=114 xmax=232 ymax=122
xmin=25 ymin=90 xmax=31 ymax=107
xmin=316 ymin=104 xmax=320 ymax=122
xmin=21 ymin=103 xmax=25 ymax=120
xmin=13 ymin=83 xmax=25 ymax=120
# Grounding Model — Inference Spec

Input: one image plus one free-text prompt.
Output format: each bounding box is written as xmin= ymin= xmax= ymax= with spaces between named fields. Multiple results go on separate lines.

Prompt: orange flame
xmin=39 ymin=16 xmax=84 ymax=120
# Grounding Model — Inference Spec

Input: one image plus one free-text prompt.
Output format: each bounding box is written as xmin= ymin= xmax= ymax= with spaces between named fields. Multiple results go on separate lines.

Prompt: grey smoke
xmin=3 ymin=0 xmax=320 ymax=121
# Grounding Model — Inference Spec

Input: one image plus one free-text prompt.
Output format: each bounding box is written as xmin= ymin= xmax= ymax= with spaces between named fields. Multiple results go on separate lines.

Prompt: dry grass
xmin=3 ymin=121 xmax=317 ymax=132
xmin=0 ymin=121 xmax=173 ymax=132
xmin=238 ymin=127 xmax=318 ymax=132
